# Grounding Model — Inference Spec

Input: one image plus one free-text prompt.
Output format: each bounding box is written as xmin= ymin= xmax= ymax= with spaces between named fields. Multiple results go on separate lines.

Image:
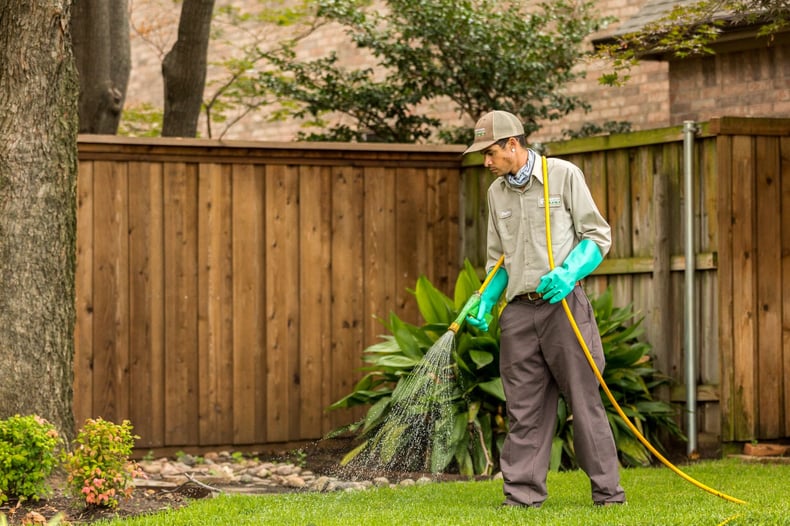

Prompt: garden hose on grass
xmin=540 ymin=156 xmax=747 ymax=506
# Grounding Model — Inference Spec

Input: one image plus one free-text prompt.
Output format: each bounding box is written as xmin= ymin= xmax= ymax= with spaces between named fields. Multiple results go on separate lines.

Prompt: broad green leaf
xmin=469 ymin=349 xmax=494 ymax=369
xmin=362 ymin=396 xmax=391 ymax=433
xmin=375 ymin=355 xmax=420 ymax=368
xmin=550 ymin=436 xmax=565 ymax=471
xmin=477 ymin=378 xmax=506 ymax=401
xmin=415 ymin=275 xmax=453 ymax=324
xmin=390 ymin=316 xmax=423 ymax=361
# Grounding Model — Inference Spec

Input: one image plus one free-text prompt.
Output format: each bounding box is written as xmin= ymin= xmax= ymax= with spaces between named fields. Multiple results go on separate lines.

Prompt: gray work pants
xmin=498 ymin=285 xmax=625 ymax=506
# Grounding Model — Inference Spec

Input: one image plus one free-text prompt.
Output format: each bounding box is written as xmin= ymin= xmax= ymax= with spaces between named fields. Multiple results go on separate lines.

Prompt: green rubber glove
xmin=466 ymin=266 xmax=508 ymax=331
xmin=536 ymin=239 xmax=602 ymax=304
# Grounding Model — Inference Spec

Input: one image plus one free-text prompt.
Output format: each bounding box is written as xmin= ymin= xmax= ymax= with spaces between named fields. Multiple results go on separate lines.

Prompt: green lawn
xmin=100 ymin=459 xmax=789 ymax=526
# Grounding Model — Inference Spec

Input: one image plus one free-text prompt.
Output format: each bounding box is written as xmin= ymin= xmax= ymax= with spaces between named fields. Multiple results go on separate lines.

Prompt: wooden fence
xmin=75 ymin=117 xmax=790 ymax=452
xmin=713 ymin=117 xmax=790 ymax=441
xmin=75 ymin=136 xmax=464 ymax=449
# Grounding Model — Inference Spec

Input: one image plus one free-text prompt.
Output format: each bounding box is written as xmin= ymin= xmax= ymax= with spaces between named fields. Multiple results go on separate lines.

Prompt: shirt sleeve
xmin=485 ymin=185 xmax=505 ymax=273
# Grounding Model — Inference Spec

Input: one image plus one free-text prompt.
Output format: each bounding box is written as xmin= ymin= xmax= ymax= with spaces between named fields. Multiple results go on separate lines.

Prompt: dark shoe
xmin=594 ymin=500 xmax=626 ymax=507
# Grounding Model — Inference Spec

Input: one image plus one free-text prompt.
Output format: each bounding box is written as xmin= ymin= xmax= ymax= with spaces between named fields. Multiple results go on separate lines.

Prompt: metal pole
xmin=683 ymin=120 xmax=698 ymax=456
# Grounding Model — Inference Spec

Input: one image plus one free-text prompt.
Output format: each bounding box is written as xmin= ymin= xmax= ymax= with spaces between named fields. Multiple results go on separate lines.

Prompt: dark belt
xmin=513 ymin=291 xmax=544 ymax=302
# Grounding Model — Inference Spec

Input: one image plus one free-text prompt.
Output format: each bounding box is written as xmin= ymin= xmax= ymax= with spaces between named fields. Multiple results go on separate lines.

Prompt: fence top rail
xmin=707 ymin=116 xmax=790 ymax=136
xmin=538 ymin=122 xmax=713 ymax=157
xmin=78 ymin=134 xmax=468 ymax=167
xmin=538 ymin=117 xmax=790 ymax=158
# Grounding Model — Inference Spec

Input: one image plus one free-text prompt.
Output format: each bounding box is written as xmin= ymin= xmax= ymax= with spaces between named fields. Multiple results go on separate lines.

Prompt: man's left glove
xmin=466 ymin=266 xmax=508 ymax=332
xmin=536 ymin=239 xmax=602 ymax=304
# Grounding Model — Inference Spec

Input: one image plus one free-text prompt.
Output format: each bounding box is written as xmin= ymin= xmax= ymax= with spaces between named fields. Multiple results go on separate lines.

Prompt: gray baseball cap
xmin=464 ymin=110 xmax=525 ymax=154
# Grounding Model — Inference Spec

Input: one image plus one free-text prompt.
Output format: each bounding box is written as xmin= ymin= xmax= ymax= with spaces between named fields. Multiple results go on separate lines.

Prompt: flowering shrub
xmin=64 ymin=418 xmax=144 ymax=508
xmin=0 ymin=414 xmax=61 ymax=503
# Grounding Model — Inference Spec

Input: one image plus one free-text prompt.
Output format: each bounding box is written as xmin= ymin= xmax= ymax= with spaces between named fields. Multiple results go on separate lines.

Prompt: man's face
xmin=482 ymin=139 xmax=517 ymax=176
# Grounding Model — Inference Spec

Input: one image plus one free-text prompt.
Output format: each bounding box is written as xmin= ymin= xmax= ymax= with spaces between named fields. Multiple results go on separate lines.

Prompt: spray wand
xmin=448 ymin=255 xmax=505 ymax=334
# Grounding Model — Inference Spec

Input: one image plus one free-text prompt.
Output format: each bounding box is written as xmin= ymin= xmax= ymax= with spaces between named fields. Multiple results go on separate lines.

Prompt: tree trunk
xmin=0 ymin=1 xmax=79 ymax=441
xmin=71 ymin=0 xmax=130 ymax=134
xmin=161 ymin=0 xmax=216 ymax=137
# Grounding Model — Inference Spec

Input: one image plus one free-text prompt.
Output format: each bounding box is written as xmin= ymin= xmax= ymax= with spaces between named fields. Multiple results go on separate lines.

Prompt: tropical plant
xmin=331 ymin=261 xmax=685 ymax=476
xmin=329 ymin=260 xmax=506 ymax=476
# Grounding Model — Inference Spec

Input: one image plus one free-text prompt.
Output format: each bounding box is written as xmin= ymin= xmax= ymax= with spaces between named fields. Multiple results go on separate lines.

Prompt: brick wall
xmin=135 ymin=0 xmax=790 ymax=144
xmin=668 ymin=37 xmax=790 ymax=125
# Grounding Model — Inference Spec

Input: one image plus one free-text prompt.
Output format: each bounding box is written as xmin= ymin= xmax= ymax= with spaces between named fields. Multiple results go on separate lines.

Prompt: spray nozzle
xmin=449 ymin=292 xmax=481 ymax=333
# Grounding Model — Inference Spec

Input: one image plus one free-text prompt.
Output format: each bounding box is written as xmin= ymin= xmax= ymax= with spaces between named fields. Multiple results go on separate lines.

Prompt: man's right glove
xmin=466 ymin=266 xmax=508 ymax=332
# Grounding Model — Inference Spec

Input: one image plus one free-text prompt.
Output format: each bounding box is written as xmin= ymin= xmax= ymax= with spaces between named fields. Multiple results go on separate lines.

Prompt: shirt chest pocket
xmin=532 ymin=197 xmax=573 ymax=244
xmin=496 ymin=209 xmax=519 ymax=245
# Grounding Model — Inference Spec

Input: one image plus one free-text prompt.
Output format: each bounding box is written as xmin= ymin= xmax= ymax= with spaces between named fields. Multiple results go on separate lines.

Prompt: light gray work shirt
xmin=486 ymin=156 xmax=611 ymax=302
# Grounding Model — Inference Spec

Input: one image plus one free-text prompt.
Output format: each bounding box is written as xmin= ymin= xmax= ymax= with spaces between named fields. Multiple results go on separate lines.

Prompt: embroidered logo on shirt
xmin=538 ymin=196 xmax=562 ymax=208
xmin=499 ymin=210 xmax=512 ymax=219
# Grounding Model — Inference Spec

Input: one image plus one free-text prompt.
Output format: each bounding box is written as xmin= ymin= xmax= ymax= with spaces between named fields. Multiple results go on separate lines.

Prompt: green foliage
xmin=64 ymin=418 xmax=143 ymax=509
xmin=330 ymin=260 xmax=506 ymax=476
xmin=597 ymin=0 xmax=790 ymax=86
xmin=118 ymin=103 xmax=164 ymax=137
xmin=563 ymin=120 xmax=632 ymax=140
xmin=0 ymin=415 xmax=62 ymax=504
xmin=200 ymin=1 xmax=321 ymax=139
xmin=256 ymin=0 xmax=610 ymax=142
xmin=332 ymin=262 xmax=684 ymax=475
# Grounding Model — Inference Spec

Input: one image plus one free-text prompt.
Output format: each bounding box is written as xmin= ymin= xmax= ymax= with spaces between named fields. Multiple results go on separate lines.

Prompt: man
xmin=464 ymin=110 xmax=626 ymax=508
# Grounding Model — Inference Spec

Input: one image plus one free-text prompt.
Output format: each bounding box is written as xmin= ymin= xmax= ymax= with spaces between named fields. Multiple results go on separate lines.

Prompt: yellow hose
xmin=479 ymin=255 xmax=505 ymax=294
xmin=540 ymin=156 xmax=747 ymax=506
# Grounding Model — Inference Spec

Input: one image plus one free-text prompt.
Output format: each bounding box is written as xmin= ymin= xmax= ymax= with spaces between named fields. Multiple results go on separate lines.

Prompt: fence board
xmin=698 ymin=139 xmax=719 ymax=385
xmin=755 ymin=137 xmax=783 ymax=438
xmin=299 ymin=166 xmax=333 ymax=436
xmin=92 ymin=161 xmax=130 ymax=422
xmin=395 ymin=167 xmax=425 ymax=322
xmin=718 ymin=135 xmax=736 ymax=441
xmin=651 ymin=150 xmax=672 ymax=377
xmin=74 ymin=162 xmax=93 ymax=429
xmin=265 ymin=164 xmax=301 ymax=442
xmin=163 ymin=163 xmax=200 ymax=446
xmin=630 ymin=148 xmax=656 ymax=366
xmin=197 ymin=163 xmax=234 ymax=446
xmin=330 ymin=165 xmax=365 ymax=430
xmin=783 ymin=137 xmax=790 ymax=437
xmin=364 ymin=166 xmax=397 ymax=354
xmin=606 ymin=151 xmax=633 ymax=308
xmin=231 ymin=164 xmax=266 ymax=444
xmin=731 ymin=136 xmax=758 ymax=439
xmin=128 ymin=161 xmax=165 ymax=448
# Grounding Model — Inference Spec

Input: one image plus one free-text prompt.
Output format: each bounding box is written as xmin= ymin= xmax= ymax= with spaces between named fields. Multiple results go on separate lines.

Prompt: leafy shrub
xmin=0 ymin=415 xmax=61 ymax=504
xmin=331 ymin=260 xmax=684 ymax=475
xmin=64 ymin=418 xmax=143 ymax=508
xmin=330 ymin=260 xmax=508 ymax=476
